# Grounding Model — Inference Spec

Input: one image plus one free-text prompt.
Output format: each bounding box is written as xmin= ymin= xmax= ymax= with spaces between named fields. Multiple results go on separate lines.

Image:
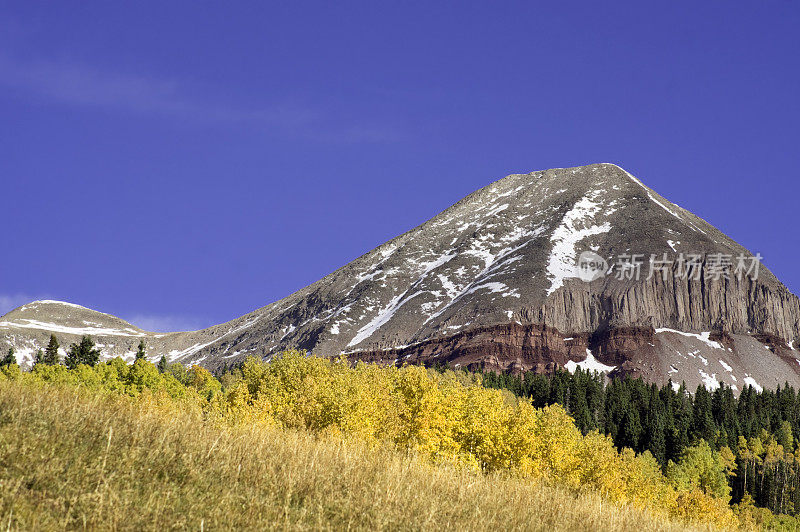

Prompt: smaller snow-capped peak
xmin=1 ymin=299 xmax=146 ymax=336
xmin=20 ymin=300 xmax=89 ymax=311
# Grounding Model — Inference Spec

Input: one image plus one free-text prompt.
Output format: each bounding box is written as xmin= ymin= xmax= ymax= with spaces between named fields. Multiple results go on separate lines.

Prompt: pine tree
xmin=693 ymin=384 xmax=717 ymax=442
xmin=0 ymin=348 xmax=16 ymax=366
xmin=669 ymin=383 xmax=692 ymax=462
xmin=776 ymin=420 xmax=794 ymax=449
xmin=569 ymin=371 xmax=593 ymax=433
xmin=529 ymin=373 xmax=550 ymax=408
xmin=42 ymin=334 xmax=60 ymax=365
xmin=644 ymin=383 xmax=668 ymax=465
xmin=620 ymin=408 xmax=643 ymax=450
xmin=549 ymin=371 xmax=568 ymax=405
xmin=135 ymin=340 xmax=147 ymax=362
xmin=157 ymin=355 xmax=168 ymax=373
xmin=65 ymin=336 xmax=101 ymax=369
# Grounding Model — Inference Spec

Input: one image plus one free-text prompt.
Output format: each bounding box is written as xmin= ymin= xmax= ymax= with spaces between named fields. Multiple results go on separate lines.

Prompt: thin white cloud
xmin=0 ymin=294 xmax=40 ymax=316
xmin=0 ymin=53 xmax=311 ymax=124
xmin=125 ymin=314 xmax=211 ymax=333
xmin=0 ymin=55 xmax=178 ymax=110
xmin=0 ymin=53 xmax=400 ymax=142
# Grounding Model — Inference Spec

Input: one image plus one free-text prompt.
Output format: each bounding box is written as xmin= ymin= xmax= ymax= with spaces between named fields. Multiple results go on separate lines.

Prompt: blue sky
xmin=1 ymin=1 xmax=798 ymax=331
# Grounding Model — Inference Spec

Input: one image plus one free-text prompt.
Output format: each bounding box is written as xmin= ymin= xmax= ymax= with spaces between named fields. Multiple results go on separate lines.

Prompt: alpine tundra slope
xmin=3 ymin=163 xmax=799 ymax=392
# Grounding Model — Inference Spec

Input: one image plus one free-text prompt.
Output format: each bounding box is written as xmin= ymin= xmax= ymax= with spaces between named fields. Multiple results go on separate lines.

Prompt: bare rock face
xmin=2 ymin=163 xmax=799 ymax=392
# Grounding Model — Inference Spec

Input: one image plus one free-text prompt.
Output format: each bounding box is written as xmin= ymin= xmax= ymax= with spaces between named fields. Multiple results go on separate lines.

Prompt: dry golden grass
xmin=0 ymin=382 xmax=704 ymax=531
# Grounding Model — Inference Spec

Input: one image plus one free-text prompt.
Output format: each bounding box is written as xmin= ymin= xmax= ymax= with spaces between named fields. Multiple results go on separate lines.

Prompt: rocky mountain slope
xmin=3 ymin=163 xmax=799 ymax=392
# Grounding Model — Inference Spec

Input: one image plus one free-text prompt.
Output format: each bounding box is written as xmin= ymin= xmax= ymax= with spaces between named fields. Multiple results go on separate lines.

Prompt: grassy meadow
xmin=0 ymin=351 xmax=792 ymax=530
xmin=0 ymin=382 xmax=693 ymax=531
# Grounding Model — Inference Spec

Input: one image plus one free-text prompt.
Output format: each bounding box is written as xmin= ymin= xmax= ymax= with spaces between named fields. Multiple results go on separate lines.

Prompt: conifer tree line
xmin=1 ymin=334 xmax=148 ymax=369
xmin=1 ymin=334 xmax=199 ymax=387
xmin=480 ymin=367 xmax=800 ymax=515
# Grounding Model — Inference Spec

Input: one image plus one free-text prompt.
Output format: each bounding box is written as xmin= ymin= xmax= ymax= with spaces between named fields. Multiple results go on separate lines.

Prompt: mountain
xmin=3 ymin=163 xmax=799 ymax=391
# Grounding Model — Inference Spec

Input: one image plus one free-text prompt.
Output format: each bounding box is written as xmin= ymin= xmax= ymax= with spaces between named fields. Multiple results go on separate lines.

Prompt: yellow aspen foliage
xmin=528 ymin=404 xmax=585 ymax=487
xmin=391 ymin=365 xmax=459 ymax=459
xmin=718 ymin=445 xmax=737 ymax=477
xmin=5 ymin=349 xmax=752 ymax=529
xmin=734 ymin=493 xmax=782 ymax=529
xmin=665 ymin=440 xmax=731 ymax=500
xmin=673 ymin=489 xmax=738 ymax=529
xmin=187 ymin=365 xmax=222 ymax=397
xmin=0 ymin=363 xmax=21 ymax=380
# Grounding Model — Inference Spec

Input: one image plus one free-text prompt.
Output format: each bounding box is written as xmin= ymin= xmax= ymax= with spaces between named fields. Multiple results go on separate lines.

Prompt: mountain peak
xmin=2 ymin=164 xmax=798 ymax=393
xmin=17 ymin=300 xmax=89 ymax=312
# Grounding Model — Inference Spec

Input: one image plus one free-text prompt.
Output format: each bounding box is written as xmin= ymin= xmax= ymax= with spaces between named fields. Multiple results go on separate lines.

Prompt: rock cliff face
xmin=2 ymin=163 xmax=799 ymax=392
xmin=537 ymin=260 xmax=800 ymax=339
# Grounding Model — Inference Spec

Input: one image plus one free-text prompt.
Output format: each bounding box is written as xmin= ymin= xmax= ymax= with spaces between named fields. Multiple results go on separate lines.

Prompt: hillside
xmin=0 ymin=380 xmax=698 ymax=531
xmin=12 ymin=351 xmax=789 ymax=530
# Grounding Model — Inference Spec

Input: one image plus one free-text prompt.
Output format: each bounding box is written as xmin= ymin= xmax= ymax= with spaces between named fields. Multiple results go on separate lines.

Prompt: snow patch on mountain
xmin=486 ymin=203 xmax=509 ymax=216
xmin=743 ymin=376 xmax=763 ymax=393
xmin=348 ymin=291 xmax=418 ymax=347
xmin=546 ymin=191 xmax=612 ymax=295
xmin=565 ymin=349 xmax=616 ymax=374
xmin=655 ymin=328 xmax=723 ymax=349
xmin=416 ymin=253 xmax=457 ymax=277
xmin=0 ymin=319 xmax=146 ymax=337
xmin=19 ymin=300 xmax=88 ymax=311
xmin=699 ymin=369 xmax=720 ymax=390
